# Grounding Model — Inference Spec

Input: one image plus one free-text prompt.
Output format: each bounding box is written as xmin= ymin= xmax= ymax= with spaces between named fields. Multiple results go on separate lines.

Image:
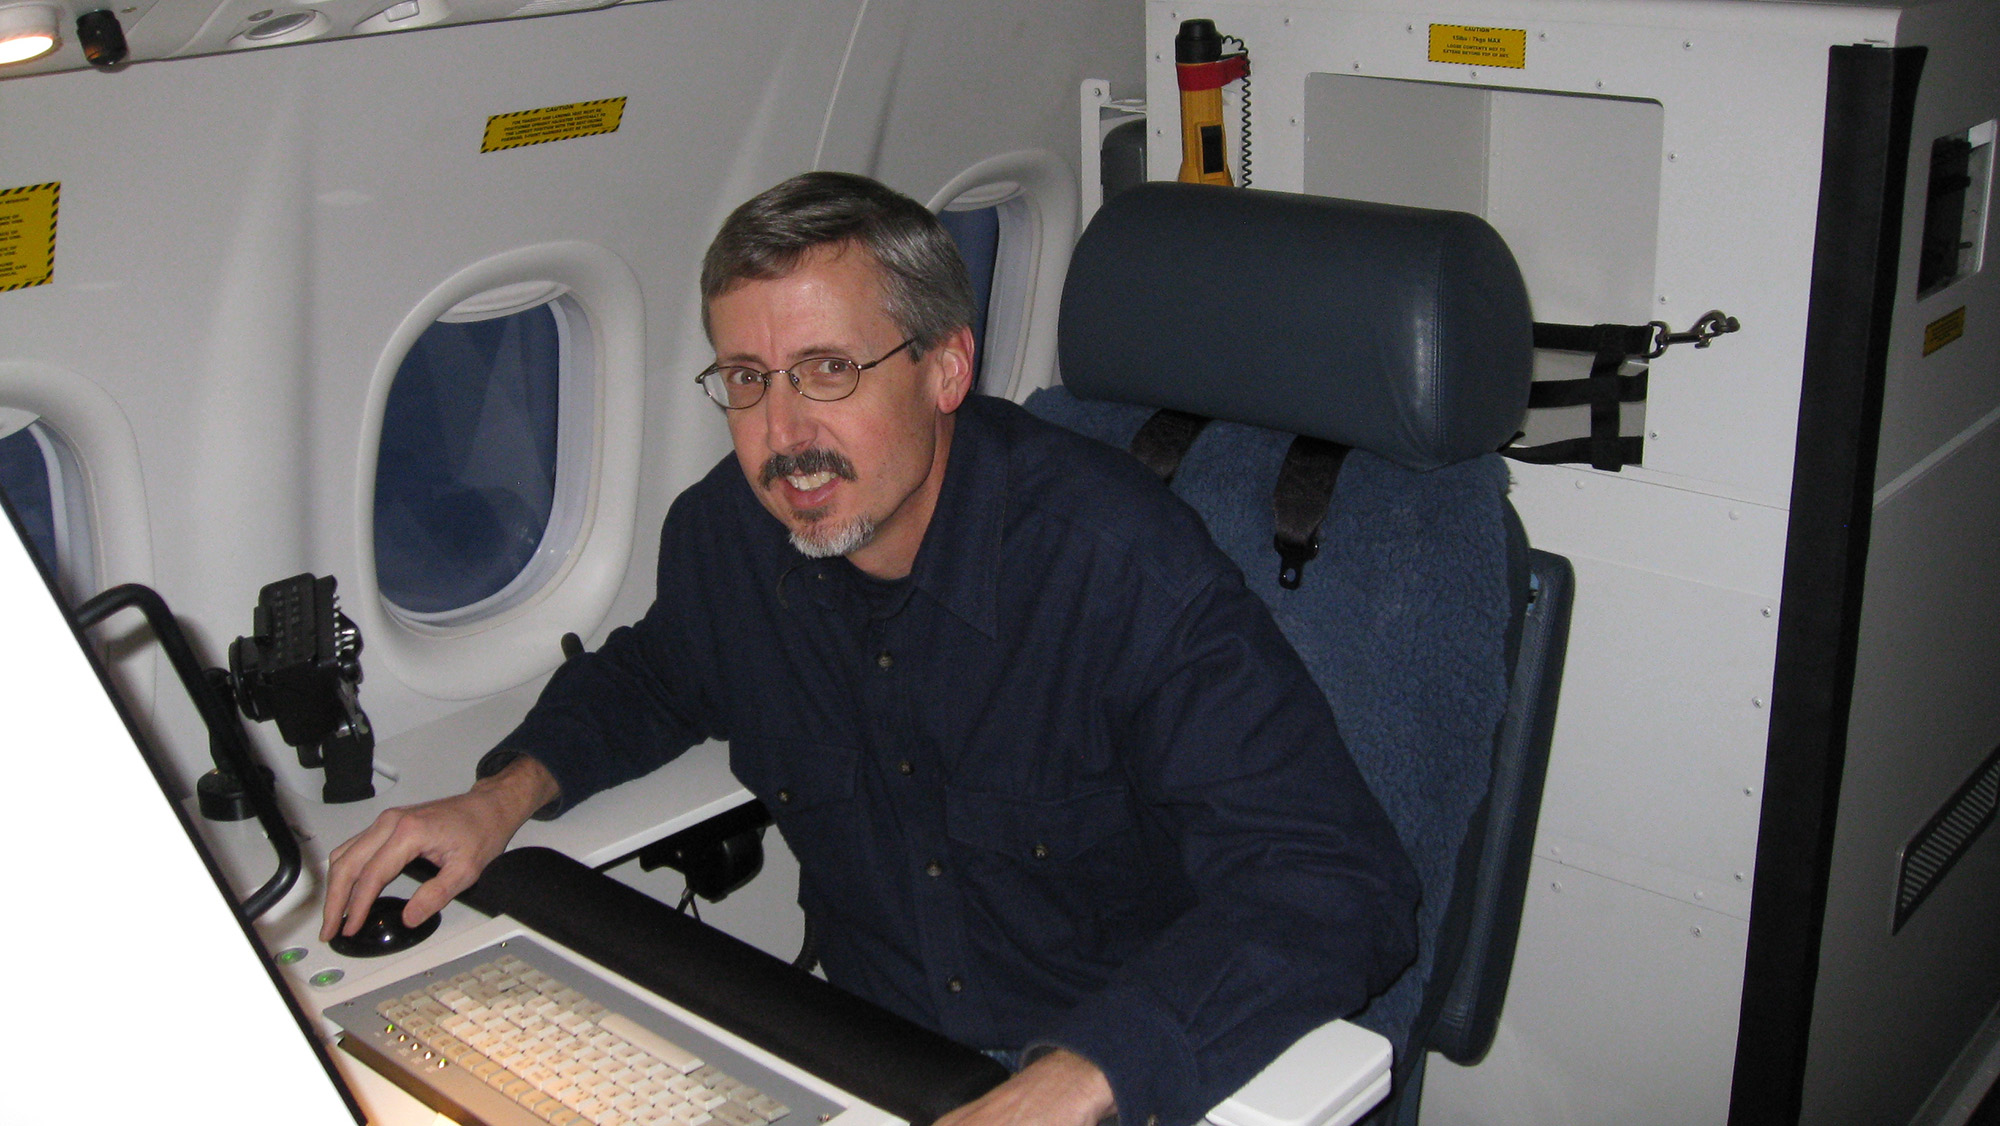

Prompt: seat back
xmin=1031 ymin=181 xmax=1572 ymax=1118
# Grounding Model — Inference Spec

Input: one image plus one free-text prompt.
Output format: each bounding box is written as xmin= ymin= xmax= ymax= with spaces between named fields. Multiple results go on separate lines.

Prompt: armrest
xmin=1204 ymin=1021 xmax=1393 ymax=1126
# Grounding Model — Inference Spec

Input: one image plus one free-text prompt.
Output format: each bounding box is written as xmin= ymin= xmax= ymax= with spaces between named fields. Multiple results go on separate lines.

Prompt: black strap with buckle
xmin=1504 ymin=321 xmax=1654 ymax=471
xmin=1273 ymin=435 xmax=1351 ymax=590
xmin=1129 ymin=408 xmax=1351 ymax=590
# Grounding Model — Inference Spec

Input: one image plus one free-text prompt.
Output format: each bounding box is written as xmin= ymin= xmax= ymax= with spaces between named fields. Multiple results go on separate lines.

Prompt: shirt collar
xmin=903 ymin=394 xmax=1004 ymax=638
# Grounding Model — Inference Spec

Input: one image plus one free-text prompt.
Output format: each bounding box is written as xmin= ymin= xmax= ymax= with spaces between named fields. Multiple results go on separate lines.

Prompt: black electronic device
xmin=327 ymin=895 xmax=440 ymax=958
xmin=74 ymin=9 xmax=128 ymax=69
xmin=637 ymin=799 xmax=774 ymax=904
xmin=228 ymin=573 xmax=376 ymax=803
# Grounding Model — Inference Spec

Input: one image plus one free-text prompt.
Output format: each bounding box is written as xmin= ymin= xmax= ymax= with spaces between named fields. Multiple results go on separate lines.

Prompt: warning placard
xmin=1429 ymin=24 xmax=1527 ymax=69
xmin=482 ymin=98 xmax=627 ymax=153
xmin=0 ymin=182 xmax=59 ymax=293
xmin=1924 ymin=307 xmax=1966 ymax=357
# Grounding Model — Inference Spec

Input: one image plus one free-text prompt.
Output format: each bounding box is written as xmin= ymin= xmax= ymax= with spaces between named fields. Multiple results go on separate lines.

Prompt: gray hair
xmin=700 ymin=171 xmax=976 ymax=357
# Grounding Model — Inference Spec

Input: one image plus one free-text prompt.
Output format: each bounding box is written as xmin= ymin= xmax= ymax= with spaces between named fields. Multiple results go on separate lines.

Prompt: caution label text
xmin=483 ymin=98 xmax=627 ymax=153
xmin=0 ymin=182 xmax=59 ymax=293
xmin=1429 ymin=24 xmax=1527 ymax=69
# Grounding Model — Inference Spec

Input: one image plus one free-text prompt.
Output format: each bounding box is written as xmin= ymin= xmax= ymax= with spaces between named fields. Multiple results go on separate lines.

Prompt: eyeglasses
xmin=696 ymin=338 xmax=916 ymax=410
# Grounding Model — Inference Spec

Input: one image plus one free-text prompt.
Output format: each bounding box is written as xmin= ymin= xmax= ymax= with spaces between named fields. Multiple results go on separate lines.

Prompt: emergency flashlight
xmin=1175 ymin=19 xmax=1248 ymax=186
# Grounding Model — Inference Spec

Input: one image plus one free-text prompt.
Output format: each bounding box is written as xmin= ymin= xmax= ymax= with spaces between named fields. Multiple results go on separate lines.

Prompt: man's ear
xmin=930 ymin=324 xmax=977 ymax=413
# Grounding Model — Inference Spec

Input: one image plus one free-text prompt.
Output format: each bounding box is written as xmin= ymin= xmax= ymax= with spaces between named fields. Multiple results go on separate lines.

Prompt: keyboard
xmin=326 ymin=938 xmax=846 ymax=1126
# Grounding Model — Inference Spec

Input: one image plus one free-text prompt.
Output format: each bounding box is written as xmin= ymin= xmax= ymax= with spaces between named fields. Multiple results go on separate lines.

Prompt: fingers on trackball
xmin=328 ymin=895 xmax=441 ymax=958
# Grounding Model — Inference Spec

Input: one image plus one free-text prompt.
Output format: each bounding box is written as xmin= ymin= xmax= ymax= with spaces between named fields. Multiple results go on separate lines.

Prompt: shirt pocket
xmin=942 ymin=786 xmax=1135 ymax=864
xmin=944 ymin=785 xmax=1157 ymax=961
xmin=728 ymin=736 xmax=866 ymax=909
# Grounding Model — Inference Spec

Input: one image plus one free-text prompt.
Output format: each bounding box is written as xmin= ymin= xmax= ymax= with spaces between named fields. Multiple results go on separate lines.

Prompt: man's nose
xmin=761 ymin=377 xmax=816 ymax=453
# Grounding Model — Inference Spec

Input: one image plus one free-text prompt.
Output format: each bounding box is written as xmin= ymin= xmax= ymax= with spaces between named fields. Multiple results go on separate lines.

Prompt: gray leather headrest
xmin=1058 ymin=182 xmax=1533 ymax=471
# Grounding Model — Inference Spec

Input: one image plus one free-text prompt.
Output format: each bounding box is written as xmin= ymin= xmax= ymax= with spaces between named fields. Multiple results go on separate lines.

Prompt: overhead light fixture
xmin=0 ymin=2 xmax=61 ymax=64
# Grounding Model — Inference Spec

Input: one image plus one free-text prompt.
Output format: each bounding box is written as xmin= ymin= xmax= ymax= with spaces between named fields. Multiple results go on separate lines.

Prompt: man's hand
xmin=320 ymin=755 xmax=560 ymax=941
xmin=933 ymin=1049 xmax=1116 ymax=1126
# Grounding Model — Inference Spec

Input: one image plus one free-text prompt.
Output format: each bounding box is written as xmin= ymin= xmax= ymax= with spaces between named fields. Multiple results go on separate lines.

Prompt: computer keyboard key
xmin=600 ymin=1014 xmax=704 ymax=1075
xmin=708 ymin=1103 xmax=765 ymax=1126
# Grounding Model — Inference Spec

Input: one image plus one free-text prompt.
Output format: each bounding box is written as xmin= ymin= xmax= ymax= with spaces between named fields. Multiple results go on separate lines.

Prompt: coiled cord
xmin=1224 ymin=36 xmax=1253 ymax=187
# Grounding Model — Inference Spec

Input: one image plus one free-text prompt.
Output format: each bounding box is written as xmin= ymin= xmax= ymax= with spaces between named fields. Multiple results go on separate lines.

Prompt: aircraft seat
xmin=1030 ymin=180 xmax=1574 ymax=1124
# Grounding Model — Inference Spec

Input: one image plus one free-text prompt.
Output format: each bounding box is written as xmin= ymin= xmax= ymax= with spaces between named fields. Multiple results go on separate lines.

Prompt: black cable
xmin=75 ymin=583 xmax=302 ymax=919
xmin=792 ymin=913 xmax=821 ymax=973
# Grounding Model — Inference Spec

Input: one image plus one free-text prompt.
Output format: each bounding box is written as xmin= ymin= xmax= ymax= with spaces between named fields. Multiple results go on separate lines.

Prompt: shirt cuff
xmin=1031 ymin=986 xmax=1203 ymax=1126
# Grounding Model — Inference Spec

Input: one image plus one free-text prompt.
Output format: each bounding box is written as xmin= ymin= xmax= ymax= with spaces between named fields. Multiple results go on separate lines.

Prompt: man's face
xmin=708 ymin=243 xmax=973 ymax=579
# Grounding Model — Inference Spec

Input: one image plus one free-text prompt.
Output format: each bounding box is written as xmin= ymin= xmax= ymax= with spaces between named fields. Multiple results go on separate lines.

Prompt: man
xmin=325 ymin=171 xmax=1418 ymax=1126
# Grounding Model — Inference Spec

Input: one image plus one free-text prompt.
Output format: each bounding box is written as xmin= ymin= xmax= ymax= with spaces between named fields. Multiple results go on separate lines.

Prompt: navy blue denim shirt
xmin=489 ymin=394 xmax=1418 ymax=1126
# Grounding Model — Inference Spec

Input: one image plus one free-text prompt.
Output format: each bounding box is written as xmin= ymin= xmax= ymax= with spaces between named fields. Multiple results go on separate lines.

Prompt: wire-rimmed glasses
xmin=696 ymin=338 xmax=915 ymax=410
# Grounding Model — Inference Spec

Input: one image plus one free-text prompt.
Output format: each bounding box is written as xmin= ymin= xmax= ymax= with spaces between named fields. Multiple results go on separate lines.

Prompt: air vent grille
xmin=1894 ymin=740 xmax=2000 ymax=934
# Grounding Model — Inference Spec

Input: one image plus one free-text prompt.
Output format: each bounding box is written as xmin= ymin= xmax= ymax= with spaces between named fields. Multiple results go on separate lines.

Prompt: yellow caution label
xmin=1923 ymin=306 xmax=1966 ymax=357
xmin=1429 ymin=24 xmax=1527 ymax=69
xmin=482 ymin=97 xmax=626 ymax=154
xmin=0 ymin=182 xmax=59 ymax=293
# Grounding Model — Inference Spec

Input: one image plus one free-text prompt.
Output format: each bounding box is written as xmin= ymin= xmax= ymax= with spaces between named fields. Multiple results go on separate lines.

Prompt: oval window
xmin=373 ymin=289 xmax=594 ymax=623
xmin=938 ymin=205 xmax=1000 ymax=388
xmin=0 ymin=413 xmax=95 ymax=602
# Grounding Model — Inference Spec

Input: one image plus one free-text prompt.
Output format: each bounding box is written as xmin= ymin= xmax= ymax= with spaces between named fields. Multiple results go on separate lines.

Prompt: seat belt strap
xmin=1129 ymin=407 xmax=1212 ymax=484
xmin=1272 ymin=435 xmax=1351 ymax=590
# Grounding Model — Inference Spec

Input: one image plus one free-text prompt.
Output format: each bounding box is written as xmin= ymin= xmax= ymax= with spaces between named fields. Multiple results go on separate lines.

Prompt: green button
xmin=310 ymin=968 xmax=345 ymax=988
xmin=276 ymin=946 xmax=308 ymax=965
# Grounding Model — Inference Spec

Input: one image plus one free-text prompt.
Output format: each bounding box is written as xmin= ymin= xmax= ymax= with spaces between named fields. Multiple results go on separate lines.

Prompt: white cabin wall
xmin=1143 ymin=2 xmax=1906 ymax=1122
xmin=829 ymin=0 xmax=1142 ymax=197
xmin=0 ymin=0 xmax=866 ymax=798
xmin=1804 ymin=1 xmax=2000 ymax=1121
xmin=815 ymin=0 xmax=1142 ymax=399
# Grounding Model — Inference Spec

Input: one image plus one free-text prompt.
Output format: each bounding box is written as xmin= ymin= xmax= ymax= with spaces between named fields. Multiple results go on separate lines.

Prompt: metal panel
xmin=1529 ymin=554 xmax=1777 ymax=912
xmin=1803 ymin=269 xmax=2000 ymax=1124
xmin=1872 ymin=0 xmax=2000 ymax=492
xmin=1420 ymin=859 xmax=1748 ymax=1126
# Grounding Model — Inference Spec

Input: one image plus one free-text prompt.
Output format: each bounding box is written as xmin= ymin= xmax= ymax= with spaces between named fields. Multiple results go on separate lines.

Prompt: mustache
xmin=760 ymin=448 xmax=857 ymax=488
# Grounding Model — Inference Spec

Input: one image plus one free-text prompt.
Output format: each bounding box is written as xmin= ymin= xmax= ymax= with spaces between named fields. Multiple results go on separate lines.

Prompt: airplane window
xmin=374 ymin=293 xmax=591 ymax=621
xmin=0 ymin=415 xmax=93 ymax=601
xmin=939 ymin=205 xmax=1000 ymax=386
xmin=0 ymin=423 xmax=59 ymax=575
xmin=930 ymin=156 xmax=1074 ymax=401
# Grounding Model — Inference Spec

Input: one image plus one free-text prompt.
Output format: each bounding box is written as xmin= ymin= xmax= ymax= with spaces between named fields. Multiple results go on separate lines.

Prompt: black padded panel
xmin=1060 ymin=182 xmax=1533 ymax=471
